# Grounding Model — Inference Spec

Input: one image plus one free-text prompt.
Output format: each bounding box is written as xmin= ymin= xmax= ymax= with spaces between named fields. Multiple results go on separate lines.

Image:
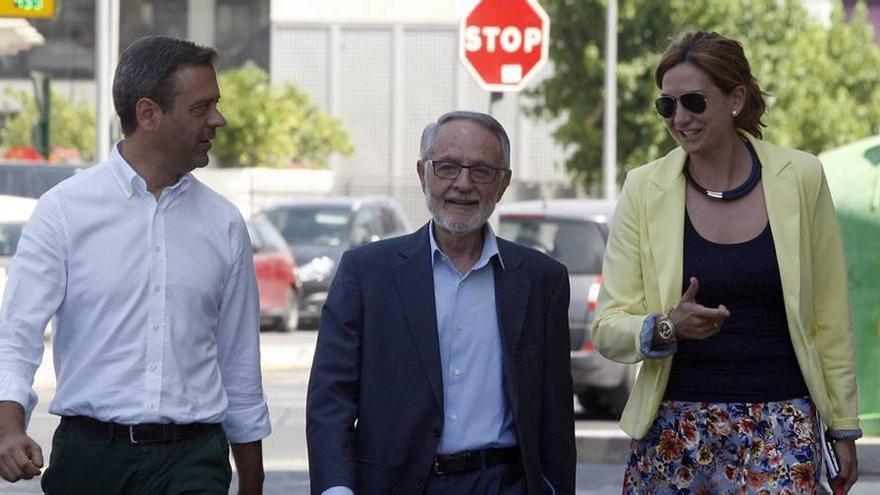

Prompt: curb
xmin=575 ymin=430 xmax=880 ymax=475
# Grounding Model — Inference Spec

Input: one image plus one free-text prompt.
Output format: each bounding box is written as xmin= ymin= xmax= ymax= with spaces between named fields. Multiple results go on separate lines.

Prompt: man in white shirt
xmin=0 ymin=35 xmax=270 ymax=494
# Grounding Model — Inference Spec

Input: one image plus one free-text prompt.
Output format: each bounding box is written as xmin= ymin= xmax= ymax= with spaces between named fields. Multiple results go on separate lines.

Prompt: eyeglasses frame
xmin=425 ymin=159 xmax=509 ymax=184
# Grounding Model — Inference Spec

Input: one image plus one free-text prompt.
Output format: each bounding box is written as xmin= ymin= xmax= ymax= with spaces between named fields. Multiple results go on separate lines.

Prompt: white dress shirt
xmin=0 ymin=143 xmax=270 ymax=443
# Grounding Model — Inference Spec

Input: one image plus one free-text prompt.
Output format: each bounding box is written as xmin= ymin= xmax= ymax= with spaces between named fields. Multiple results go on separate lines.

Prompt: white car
xmin=0 ymin=194 xmax=38 ymax=304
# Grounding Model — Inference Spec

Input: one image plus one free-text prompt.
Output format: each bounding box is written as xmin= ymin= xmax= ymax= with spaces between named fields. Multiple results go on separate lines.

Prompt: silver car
xmin=498 ymin=199 xmax=633 ymax=418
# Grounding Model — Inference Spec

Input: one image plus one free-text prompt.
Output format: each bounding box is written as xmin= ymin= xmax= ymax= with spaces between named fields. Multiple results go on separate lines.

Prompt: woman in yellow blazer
xmin=592 ymin=31 xmax=861 ymax=493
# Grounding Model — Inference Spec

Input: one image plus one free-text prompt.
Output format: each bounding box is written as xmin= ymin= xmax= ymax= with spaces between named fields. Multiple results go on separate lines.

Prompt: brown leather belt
xmin=61 ymin=415 xmax=220 ymax=444
xmin=433 ymin=446 xmax=520 ymax=475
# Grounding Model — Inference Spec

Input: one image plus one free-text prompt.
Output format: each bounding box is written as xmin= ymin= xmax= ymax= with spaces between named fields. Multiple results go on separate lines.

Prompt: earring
xmin=732 ymin=110 xmax=739 ymax=117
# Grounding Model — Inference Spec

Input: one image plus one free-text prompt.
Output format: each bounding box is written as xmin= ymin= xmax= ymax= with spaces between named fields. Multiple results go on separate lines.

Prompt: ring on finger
xmin=713 ymin=322 xmax=720 ymax=330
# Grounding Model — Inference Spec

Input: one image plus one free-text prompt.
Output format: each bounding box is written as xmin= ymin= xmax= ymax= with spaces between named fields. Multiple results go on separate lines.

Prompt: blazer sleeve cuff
xmin=639 ymin=314 xmax=677 ymax=359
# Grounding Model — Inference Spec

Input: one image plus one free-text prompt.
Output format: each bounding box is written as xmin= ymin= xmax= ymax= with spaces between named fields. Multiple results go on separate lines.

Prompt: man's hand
xmin=0 ymin=401 xmax=42 ymax=482
xmin=830 ymin=439 xmax=858 ymax=494
xmin=231 ymin=440 xmax=264 ymax=495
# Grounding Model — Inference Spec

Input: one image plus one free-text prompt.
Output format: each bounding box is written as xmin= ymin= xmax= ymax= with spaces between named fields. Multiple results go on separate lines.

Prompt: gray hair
xmin=113 ymin=35 xmax=218 ymax=136
xmin=419 ymin=111 xmax=511 ymax=168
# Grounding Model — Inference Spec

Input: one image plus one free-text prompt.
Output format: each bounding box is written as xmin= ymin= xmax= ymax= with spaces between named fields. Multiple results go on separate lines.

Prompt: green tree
xmin=214 ymin=62 xmax=353 ymax=168
xmin=528 ymin=0 xmax=880 ymax=189
xmin=0 ymin=88 xmax=96 ymax=162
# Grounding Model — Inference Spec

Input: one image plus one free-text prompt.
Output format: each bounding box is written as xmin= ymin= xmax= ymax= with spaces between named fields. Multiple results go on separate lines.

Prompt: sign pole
xmin=488 ymin=91 xmax=503 ymax=117
xmin=601 ymin=0 xmax=618 ymax=200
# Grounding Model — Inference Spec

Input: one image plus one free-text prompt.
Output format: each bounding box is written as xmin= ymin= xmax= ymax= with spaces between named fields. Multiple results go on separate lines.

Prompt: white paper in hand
xmin=819 ymin=420 xmax=840 ymax=480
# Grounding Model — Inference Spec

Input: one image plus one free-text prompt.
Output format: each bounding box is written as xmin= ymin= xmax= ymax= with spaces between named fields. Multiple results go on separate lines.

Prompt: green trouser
xmin=41 ymin=420 xmax=232 ymax=495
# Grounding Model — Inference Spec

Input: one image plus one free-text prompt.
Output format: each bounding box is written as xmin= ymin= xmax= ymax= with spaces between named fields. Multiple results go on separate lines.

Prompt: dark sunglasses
xmin=654 ymin=93 xmax=709 ymax=118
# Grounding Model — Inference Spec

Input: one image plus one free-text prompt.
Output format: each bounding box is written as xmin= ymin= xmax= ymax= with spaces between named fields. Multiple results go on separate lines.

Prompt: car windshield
xmin=0 ymin=223 xmax=24 ymax=257
xmin=265 ymin=205 xmax=352 ymax=247
xmin=499 ymin=217 xmax=607 ymax=274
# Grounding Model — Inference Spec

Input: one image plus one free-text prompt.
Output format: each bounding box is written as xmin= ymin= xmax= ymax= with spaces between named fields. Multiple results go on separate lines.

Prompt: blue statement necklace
xmin=684 ymin=139 xmax=761 ymax=201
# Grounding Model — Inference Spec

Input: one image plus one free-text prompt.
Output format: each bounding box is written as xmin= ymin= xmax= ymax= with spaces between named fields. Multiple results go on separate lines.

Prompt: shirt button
xmin=153 ymin=285 xmax=160 ymax=293
xmin=453 ymin=369 xmax=461 ymax=376
xmin=149 ymin=364 xmax=157 ymax=372
xmin=450 ymin=414 xmax=458 ymax=421
xmin=154 ymin=246 xmax=161 ymax=253
xmin=147 ymin=403 xmax=155 ymax=410
xmin=457 ymin=325 xmax=463 ymax=332
xmin=152 ymin=325 xmax=159 ymax=333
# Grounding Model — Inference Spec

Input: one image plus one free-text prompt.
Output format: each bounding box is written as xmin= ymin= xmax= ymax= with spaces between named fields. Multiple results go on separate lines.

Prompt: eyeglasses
xmin=426 ymin=159 xmax=508 ymax=184
xmin=654 ymin=93 xmax=709 ymax=118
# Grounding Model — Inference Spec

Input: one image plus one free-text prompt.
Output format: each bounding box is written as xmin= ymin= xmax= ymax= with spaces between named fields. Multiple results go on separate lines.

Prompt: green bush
xmin=214 ymin=62 xmax=353 ymax=168
xmin=0 ymin=87 xmax=96 ymax=162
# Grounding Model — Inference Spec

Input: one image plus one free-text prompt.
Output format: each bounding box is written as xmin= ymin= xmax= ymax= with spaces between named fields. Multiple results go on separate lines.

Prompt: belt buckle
xmin=128 ymin=425 xmax=164 ymax=444
xmin=433 ymin=458 xmax=446 ymax=476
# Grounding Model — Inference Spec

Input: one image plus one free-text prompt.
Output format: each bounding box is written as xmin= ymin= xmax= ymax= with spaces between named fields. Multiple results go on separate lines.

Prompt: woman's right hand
xmin=668 ymin=277 xmax=730 ymax=341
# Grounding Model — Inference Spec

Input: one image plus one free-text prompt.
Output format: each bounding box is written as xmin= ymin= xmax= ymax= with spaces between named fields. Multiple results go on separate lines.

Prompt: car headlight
xmin=297 ymin=256 xmax=336 ymax=282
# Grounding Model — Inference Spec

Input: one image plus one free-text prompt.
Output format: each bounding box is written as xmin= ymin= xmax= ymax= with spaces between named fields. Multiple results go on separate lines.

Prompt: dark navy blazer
xmin=306 ymin=223 xmax=576 ymax=495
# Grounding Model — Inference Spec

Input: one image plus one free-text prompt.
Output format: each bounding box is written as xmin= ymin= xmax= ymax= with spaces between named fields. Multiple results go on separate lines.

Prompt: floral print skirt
xmin=623 ymin=398 xmax=820 ymax=494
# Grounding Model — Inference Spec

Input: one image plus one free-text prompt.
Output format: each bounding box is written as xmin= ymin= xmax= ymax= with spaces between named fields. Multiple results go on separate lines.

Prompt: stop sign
xmin=460 ymin=0 xmax=550 ymax=92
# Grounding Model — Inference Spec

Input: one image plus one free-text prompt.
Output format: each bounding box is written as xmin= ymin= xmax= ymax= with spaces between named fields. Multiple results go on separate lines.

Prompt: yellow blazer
xmin=592 ymin=132 xmax=860 ymax=439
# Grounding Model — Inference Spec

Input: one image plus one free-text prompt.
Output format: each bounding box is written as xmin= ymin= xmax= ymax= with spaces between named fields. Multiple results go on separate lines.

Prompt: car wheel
xmin=577 ymin=380 xmax=628 ymax=420
xmin=280 ymin=290 xmax=300 ymax=332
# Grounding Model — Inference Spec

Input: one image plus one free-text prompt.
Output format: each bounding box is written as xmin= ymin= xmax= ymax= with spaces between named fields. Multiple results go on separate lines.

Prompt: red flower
xmin=791 ymin=462 xmax=816 ymax=492
xmin=656 ymin=430 xmax=685 ymax=463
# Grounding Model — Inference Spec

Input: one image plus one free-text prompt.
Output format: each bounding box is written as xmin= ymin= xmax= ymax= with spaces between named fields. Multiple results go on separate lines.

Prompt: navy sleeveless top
xmin=663 ymin=212 xmax=809 ymax=403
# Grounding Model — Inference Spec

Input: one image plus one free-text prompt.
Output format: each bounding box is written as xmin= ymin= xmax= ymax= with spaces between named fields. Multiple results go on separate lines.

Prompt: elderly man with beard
xmin=306 ymin=111 xmax=576 ymax=495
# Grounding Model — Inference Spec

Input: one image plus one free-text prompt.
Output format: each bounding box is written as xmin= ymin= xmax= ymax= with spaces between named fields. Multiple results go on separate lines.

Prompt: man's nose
xmin=209 ymin=108 xmax=227 ymax=128
xmin=452 ymin=167 xmax=475 ymax=189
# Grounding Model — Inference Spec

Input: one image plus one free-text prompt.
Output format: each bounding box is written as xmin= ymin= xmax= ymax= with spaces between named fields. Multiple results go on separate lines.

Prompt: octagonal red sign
xmin=460 ymin=0 xmax=550 ymax=92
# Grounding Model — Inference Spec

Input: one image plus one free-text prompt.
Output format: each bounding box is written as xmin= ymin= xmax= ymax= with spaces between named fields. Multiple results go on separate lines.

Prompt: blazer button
xmin=417 ymin=478 xmax=426 ymax=487
xmin=432 ymin=427 xmax=442 ymax=437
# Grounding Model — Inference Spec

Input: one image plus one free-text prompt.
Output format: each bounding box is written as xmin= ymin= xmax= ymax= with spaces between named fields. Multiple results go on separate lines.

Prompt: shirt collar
xmin=108 ymin=140 xmax=193 ymax=199
xmin=428 ymin=220 xmax=505 ymax=272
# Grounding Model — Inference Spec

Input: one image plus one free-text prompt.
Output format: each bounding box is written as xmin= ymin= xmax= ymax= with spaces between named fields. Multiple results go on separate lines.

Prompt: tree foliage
xmin=0 ymin=87 xmax=96 ymax=162
xmin=528 ymin=0 xmax=880 ymax=188
xmin=214 ymin=62 xmax=353 ymax=168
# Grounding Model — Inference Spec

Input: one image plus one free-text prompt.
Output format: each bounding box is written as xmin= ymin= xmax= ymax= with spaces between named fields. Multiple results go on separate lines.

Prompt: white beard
xmin=425 ymin=192 xmax=495 ymax=236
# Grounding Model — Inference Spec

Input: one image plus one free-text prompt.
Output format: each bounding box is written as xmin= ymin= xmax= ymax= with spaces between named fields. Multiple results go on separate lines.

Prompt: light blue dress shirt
xmin=428 ymin=222 xmax=517 ymax=454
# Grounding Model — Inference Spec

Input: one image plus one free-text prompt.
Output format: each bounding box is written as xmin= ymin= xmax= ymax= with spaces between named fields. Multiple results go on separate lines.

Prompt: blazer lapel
xmin=393 ymin=225 xmax=444 ymax=408
xmin=646 ymin=148 xmax=687 ymax=309
xmin=750 ymin=135 xmax=802 ymax=326
xmin=494 ymin=242 xmax=531 ymax=352
xmin=493 ymin=241 xmax=531 ymax=416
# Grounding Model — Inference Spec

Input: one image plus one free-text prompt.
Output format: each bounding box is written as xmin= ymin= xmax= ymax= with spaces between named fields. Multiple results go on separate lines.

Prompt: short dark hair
xmin=420 ymin=111 xmax=511 ymax=168
xmin=113 ymin=35 xmax=218 ymax=136
xmin=655 ymin=31 xmax=767 ymax=139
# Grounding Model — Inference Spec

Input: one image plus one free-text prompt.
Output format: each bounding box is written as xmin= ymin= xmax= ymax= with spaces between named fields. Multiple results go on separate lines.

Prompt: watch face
xmin=659 ymin=319 xmax=674 ymax=341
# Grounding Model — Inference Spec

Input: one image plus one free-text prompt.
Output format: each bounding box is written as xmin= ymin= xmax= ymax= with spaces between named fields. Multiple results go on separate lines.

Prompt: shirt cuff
xmin=828 ymin=428 xmax=863 ymax=441
xmin=0 ymin=371 xmax=38 ymax=426
xmin=639 ymin=314 xmax=677 ymax=359
xmin=322 ymin=486 xmax=354 ymax=495
xmin=222 ymin=400 xmax=271 ymax=443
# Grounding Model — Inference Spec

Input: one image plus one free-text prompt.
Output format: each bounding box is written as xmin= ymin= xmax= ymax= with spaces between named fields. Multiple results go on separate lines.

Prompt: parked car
xmin=0 ymin=194 xmax=39 ymax=308
xmin=498 ymin=199 xmax=634 ymax=418
xmin=0 ymin=162 xmax=82 ymax=199
xmin=262 ymin=197 xmax=409 ymax=327
xmin=246 ymin=216 xmax=302 ymax=332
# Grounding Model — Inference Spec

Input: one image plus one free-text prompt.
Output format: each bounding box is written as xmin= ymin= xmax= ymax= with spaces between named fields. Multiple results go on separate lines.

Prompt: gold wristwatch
xmin=657 ymin=311 xmax=676 ymax=343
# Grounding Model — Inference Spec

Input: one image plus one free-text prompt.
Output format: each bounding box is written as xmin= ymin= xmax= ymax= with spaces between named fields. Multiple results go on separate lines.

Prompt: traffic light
xmin=30 ymin=70 xmax=50 ymax=159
